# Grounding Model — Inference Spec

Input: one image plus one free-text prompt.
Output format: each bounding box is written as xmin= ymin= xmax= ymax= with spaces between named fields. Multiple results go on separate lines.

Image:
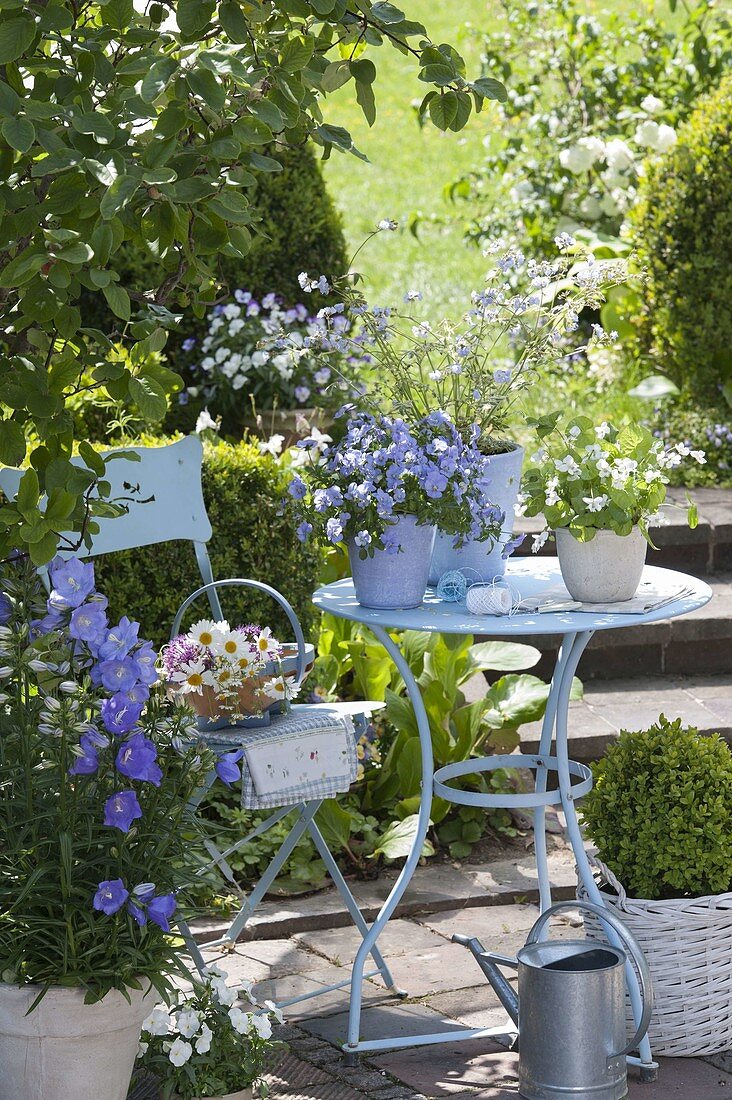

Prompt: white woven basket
xmin=577 ymin=855 xmax=732 ymax=1057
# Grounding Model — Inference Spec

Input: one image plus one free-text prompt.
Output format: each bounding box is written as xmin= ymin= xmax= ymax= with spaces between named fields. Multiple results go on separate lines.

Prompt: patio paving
xmin=190 ymin=900 xmax=732 ymax=1099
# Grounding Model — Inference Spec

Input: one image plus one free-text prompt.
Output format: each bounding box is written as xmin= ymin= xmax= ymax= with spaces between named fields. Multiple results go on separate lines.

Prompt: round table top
xmin=312 ymin=557 xmax=712 ymax=637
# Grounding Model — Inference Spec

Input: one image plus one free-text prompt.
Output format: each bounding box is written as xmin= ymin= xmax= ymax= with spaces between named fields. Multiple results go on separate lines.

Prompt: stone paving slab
xmin=295 ymin=919 xmax=446 ymax=964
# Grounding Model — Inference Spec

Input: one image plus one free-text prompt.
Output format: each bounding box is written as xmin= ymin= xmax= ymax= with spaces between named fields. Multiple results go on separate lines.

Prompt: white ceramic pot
xmin=0 ymin=981 xmax=156 ymax=1100
xmin=428 ymin=444 xmax=524 ymax=585
xmin=555 ymin=526 xmax=647 ymax=603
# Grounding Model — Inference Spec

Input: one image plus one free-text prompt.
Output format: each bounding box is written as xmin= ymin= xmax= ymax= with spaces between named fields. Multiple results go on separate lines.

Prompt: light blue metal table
xmin=313 ymin=558 xmax=712 ymax=1074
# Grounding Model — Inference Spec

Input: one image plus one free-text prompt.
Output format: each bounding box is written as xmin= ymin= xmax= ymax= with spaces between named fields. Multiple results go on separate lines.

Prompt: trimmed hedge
xmin=631 ymin=75 xmax=732 ymax=404
xmin=80 ymin=143 xmax=347 ymax=338
xmin=93 ymin=437 xmax=323 ymax=647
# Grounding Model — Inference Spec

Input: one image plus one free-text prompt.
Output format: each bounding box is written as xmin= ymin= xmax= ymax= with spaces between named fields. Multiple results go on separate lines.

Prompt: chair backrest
xmin=0 ymin=435 xmax=211 ymax=558
xmin=0 ymin=435 xmax=224 ymax=617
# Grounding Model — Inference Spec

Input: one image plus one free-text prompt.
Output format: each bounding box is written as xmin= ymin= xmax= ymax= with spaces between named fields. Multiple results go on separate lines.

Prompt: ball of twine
xmin=466 ymin=581 xmax=516 ymax=616
xmin=436 ymin=570 xmax=468 ymax=603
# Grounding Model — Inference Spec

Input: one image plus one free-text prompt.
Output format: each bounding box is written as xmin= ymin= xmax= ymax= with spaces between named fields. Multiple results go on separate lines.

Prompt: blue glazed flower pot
xmin=348 ymin=515 xmax=436 ymax=609
xmin=429 ymin=444 xmax=524 ymax=585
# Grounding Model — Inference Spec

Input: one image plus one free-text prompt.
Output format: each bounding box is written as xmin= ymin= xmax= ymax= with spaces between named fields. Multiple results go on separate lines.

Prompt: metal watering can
xmin=454 ymin=901 xmax=653 ymax=1100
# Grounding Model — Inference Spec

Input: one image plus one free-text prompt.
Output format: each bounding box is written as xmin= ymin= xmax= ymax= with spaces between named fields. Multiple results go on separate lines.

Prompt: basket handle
xmin=170 ymin=578 xmax=308 ymax=686
xmin=526 ymin=900 xmax=653 ymax=1060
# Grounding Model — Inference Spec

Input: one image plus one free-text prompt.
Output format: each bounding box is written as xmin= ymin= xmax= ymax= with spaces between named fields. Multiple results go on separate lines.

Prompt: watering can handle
xmin=526 ymin=900 xmax=653 ymax=1060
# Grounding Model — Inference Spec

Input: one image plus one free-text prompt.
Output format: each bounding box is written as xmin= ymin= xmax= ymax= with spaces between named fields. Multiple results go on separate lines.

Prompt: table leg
xmin=554 ymin=630 xmax=657 ymax=1079
xmin=344 ymin=623 xmax=434 ymax=1059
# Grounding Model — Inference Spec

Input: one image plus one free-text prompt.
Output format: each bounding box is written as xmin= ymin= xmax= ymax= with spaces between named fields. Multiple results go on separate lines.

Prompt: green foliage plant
xmin=92 ymin=436 xmax=323 ymax=647
xmin=629 ymin=74 xmax=732 ymax=408
xmin=0 ymin=0 xmax=505 ymax=566
xmin=449 ymin=0 xmax=731 ymax=257
xmin=520 ymin=416 xmax=703 ymax=550
xmin=579 ymin=715 xmax=732 ymax=901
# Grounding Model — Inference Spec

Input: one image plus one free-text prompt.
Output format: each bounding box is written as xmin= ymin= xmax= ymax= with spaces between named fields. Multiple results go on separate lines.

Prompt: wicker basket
xmin=577 ymin=855 xmax=732 ymax=1056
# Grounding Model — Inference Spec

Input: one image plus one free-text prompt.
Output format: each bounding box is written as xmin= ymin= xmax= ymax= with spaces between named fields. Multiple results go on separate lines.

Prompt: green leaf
xmin=176 ymin=0 xmax=215 ymax=37
xmin=0 ymin=420 xmax=26 ymax=467
xmin=128 ymin=374 xmax=167 ymax=421
xmin=219 ymin=1 xmax=250 ymax=42
xmin=321 ymin=60 xmax=351 ymax=92
xmin=166 ymin=177 xmax=217 ymax=202
xmin=371 ymin=2 xmax=406 ymax=23
xmin=140 ymin=57 xmax=179 ymax=104
xmin=484 ymin=674 xmax=552 ymax=729
xmin=0 ymin=247 xmax=47 ymax=288
xmin=355 ymin=79 xmax=376 ymax=126
xmin=206 ymin=190 xmax=252 ymax=224
xmin=29 ymin=530 xmax=60 ymax=566
xmin=465 ymin=641 xmax=541 ymax=674
xmin=186 ymin=67 xmax=226 ymax=112
xmin=0 ymin=17 xmax=35 ymax=65
xmin=1 ymin=115 xmax=35 ymax=153
xmin=315 ymin=799 xmax=351 ymax=850
xmin=470 ymin=77 xmax=507 ymax=103
xmin=371 ymin=815 xmax=434 ymax=861
xmin=71 ymin=112 xmax=116 ymax=144
xmin=280 ymin=36 xmax=314 ymax=73
xmin=78 ymin=441 xmax=106 ymax=477
xmin=102 ymin=0 xmax=134 ymax=29
xmin=102 ymin=284 xmax=131 ymax=322
xmin=350 ymin=58 xmax=376 ymax=85
xmin=429 ymin=91 xmax=459 ymax=130
xmin=100 ymin=174 xmax=139 ymax=219
xmin=396 ymin=736 xmax=422 ymax=798
xmin=16 ymin=467 xmax=40 ymax=517
xmin=628 ymin=375 xmax=680 ymax=400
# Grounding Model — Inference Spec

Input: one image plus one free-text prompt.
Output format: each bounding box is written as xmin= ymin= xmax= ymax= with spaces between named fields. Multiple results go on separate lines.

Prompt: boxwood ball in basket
xmin=161 ymin=620 xmax=314 ymax=731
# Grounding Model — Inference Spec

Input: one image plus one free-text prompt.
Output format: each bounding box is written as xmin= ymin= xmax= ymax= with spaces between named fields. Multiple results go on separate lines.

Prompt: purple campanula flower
xmin=133 ymin=642 xmax=159 ymax=686
xmin=48 ymin=556 xmax=96 ymax=610
xmin=296 ymin=521 xmax=312 ymax=543
xmin=104 ymin=789 xmax=143 ymax=832
xmin=69 ymin=734 xmax=100 ymax=776
xmin=34 ymin=607 xmax=67 ymax=636
xmin=101 ymin=693 xmax=144 ymax=736
xmin=215 ymin=749 xmax=243 ymax=787
xmin=128 ymin=899 xmax=147 ymax=925
xmin=116 ymin=733 xmax=162 ymax=786
xmin=381 ymin=531 xmax=401 ymax=555
xmin=98 ymin=655 xmax=140 ymax=694
xmin=126 ymin=681 xmax=150 ymax=705
xmin=93 ymin=878 xmax=129 ymax=915
xmin=0 ymin=593 xmax=11 ymax=625
xmin=147 ymin=892 xmax=176 ymax=932
xmin=69 ymin=600 xmax=108 ymax=646
xmin=97 ymin=616 xmax=140 ymax=661
xmin=493 ymin=368 xmax=512 ymax=384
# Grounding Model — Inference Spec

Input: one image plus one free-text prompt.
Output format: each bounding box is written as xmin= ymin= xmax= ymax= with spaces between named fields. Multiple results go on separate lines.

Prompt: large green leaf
xmin=371 ymin=815 xmax=434 ymax=861
xmin=0 ymin=17 xmax=35 ymax=65
xmin=315 ymin=799 xmax=351 ymax=850
xmin=465 ymin=640 xmax=541 ymax=674
xmin=483 ymin=674 xmax=552 ymax=728
xmin=396 ymin=736 xmax=423 ymax=798
xmin=1 ymin=116 xmax=35 ymax=153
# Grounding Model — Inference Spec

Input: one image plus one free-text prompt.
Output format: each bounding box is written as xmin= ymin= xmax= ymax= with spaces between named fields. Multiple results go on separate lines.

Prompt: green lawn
xmin=322 ymin=0 xmax=499 ymax=318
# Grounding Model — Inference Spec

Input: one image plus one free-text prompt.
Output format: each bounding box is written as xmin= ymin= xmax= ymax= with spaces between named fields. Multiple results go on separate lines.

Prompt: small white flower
xmin=251 ymin=1013 xmax=273 ymax=1040
xmin=604 ymin=137 xmax=634 ymax=173
xmin=176 ymin=1008 xmax=201 ymax=1039
xmin=567 ymin=425 xmax=581 ymax=439
xmin=583 ymin=494 xmax=609 ymax=513
xmin=531 ymin=530 xmax=549 ymax=553
xmin=239 ymin=979 xmax=257 ymax=1005
xmin=560 ymin=137 xmax=604 ymax=174
xmin=137 ymin=1041 xmax=149 ymax=1057
xmin=595 ymin=422 xmax=611 ymax=439
xmin=530 ymin=448 xmax=546 ymax=464
xmin=377 ymin=218 xmax=398 ymax=231
xmin=228 ymin=1006 xmax=251 ymax=1034
xmin=195 ymin=408 xmax=219 ymax=434
xmin=690 ymin=450 xmax=706 ymax=464
xmin=142 ymin=1005 xmax=171 ymax=1037
xmin=212 ymin=977 xmax=238 ymax=1006
xmin=168 ymin=1037 xmax=193 ymax=1067
xmin=655 ymin=124 xmax=677 ymax=153
xmin=264 ymin=999 xmax=284 ymax=1024
xmin=258 ymin=434 xmax=285 ymax=457
xmin=195 ymin=1022 xmax=213 ymax=1054
xmin=640 ymin=94 xmax=663 ymax=115
xmin=191 ymin=619 xmax=225 ymax=648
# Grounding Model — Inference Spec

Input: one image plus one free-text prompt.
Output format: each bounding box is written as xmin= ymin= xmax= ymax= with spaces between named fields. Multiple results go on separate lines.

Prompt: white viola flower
xmin=195 ymin=408 xmax=219 ymax=434
xmin=201 ymin=356 xmax=215 ymax=372
xmin=583 ymin=494 xmax=609 ymax=513
xmin=646 ymin=511 xmax=670 ymax=527
xmin=168 ymin=1038 xmax=193 ymax=1067
xmin=176 ymin=1008 xmax=201 ymax=1039
xmin=514 ymin=492 xmax=528 ymax=517
xmin=223 ymin=303 xmax=241 ymax=320
xmin=595 ymin=422 xmax=611 ymax=439
xmin=195 ymin=1023 xmax=213 ymax=1054
xmin=674 ymin=442 xmax=691 ymax=456
xmin=690 ymin=450 xmax=706 ymax=464
xmin=238 ymin=979 xmax=257 ymax=1005
xmin=137 ymin=1041 xmax=149 ymax=1057
xmin=209 ymin=316 xmax=224 ymax=333
xmin=212 ymin=978 xmax=238 ymax=1006
xmin=559 ymin=137 xmax=605 ymax=174
xmin=596 ymin=458 xmax=613 ymax=478
xmin=567 ymin=425 xmax=581 ymax=439
xmin=228 ymin=1006 xmax=251 ymax=1034
xmin=614 ymin=458 xmax=638 ymax=478
xmin=604 ymin=138 xmax=634 ymax=173
xmin=644 ymin=468 xmax=664 ymax=483
xmin=214 ymin=346 xmax=231 ymax=364
xmin=555 ymin=455 xmax=580 ymax=475
xmin=545 ymin=488 xmax=561 ymax=507
xmin=655 ymin=124 xmax=677 ymax=153
xmin=640 ymin=94 xmax=664 ymax=115
xmin=251 ymin=349 xmax=269 ymax=367
xmin=530 ymin=448 xmax=546 ymax=464
xmin=531 ymin=530 xmax=549 ymax=553
xmin=554 ymin=232 xmax=576 ymax=251
xmin=428 ymin=370 xmax=443 ymax=381
xmin=142 ymin=1005 xmax=172 ymax=1037
xmin=231 ymin=373 xmax=247 ymax=390
xmin=251 ymin=1013 xmax=273 ymax=1040
xmin=635 ymin=119 xmax=661 ymax=149
xmin=258 ymin=434 xmax=285 ymax=457
xmin=264 ymin=999 xmax=284 ymax=1024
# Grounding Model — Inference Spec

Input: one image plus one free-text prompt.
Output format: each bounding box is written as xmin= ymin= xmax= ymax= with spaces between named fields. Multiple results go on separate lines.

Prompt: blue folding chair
xmin=0 ymin=435 xmax=402 ymax=1008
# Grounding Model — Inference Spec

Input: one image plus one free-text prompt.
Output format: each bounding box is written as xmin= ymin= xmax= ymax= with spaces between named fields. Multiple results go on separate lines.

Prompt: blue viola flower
xmin=295 ymin=521 xmax=312 ymax=543
xmin=287 ymin=476 xmax=307 ymax=500
xmin=98 ymin=656 xmax=140 ymax=694
xmin=93 ymin=878 xmax=129 ymax=915
xmin=116 ymin=733 xmax=162 ymax=786
xmin=501 ymin=533 xmax=526 ymax=560
xmin=147 ymin=892 xmax=176 ymax=932
xmin=101 ymin=693 xmax=144 ymax=736
xmin=69 ymin=734 xmax=100 ymax=776
xmin=182 ymin=337 xmax=197 ymax=351
xmin=48 ymin=556 xmax=96 ymax=610
xmin=97 ymin=616 xmax=140 ymax=661
xmin=215 ymin=749 xmax=243 ymax=787
xmin=104 ymin=790 xmax=143 ymax=832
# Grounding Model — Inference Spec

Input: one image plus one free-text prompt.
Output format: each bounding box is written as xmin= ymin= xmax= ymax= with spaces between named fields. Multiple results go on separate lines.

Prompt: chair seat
xmin=197 ymin=700 xmax=384 ymax=747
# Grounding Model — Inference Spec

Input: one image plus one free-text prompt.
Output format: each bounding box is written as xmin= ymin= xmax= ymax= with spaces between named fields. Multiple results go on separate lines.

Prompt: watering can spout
xmin=452 ymin=934 xmax=519 ymax=1025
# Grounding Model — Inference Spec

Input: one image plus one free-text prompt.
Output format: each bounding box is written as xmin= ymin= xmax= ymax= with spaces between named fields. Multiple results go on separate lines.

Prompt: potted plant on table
xmin=578 ymin=715 xmax=732 ymax=1056
xmin=137 ymin=965 xmax=283 ymax=1099
xmin=519 ymin=416 xmax=705 ymax=602
xmin=295 ymin=229 xmax=629 ymax=583
xmin=0 ymin=556 xmax=237 ymax=1100
xmin=286 ymin=409 xmax=504 ymax=610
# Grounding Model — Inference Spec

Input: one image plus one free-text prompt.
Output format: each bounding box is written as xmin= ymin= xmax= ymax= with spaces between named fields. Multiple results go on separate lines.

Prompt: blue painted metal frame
xmin=312 ymin=562 xmax=713 ymax=1070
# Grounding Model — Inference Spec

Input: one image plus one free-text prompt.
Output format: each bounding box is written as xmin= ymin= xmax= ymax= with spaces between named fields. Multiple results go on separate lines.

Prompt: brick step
xmin=514 ymin=486 xmax=732 ymax=576
xmin=521 ymin=674 xmax=732 ymax=762
xmin=503 ymin=573 xmax=732 ymax=681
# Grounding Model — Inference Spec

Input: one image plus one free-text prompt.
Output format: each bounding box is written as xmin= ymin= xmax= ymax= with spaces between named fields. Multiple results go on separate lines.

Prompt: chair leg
xmin=306 ymin=812 xmax=405 ymax=996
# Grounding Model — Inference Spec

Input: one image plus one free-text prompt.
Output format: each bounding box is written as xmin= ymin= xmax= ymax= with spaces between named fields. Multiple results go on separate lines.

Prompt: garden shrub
xmin=80 ymin=143 xmax=348 ymax=339
xmin=93 ymin=436 xmax=323 ymax=647
xmin=630 ymin=75 xmax=732 ymax=406
xmin=650 ymin=403 xmax=732 ymax=489
xmin=579 ymin=715 xmax=732 ymax=900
